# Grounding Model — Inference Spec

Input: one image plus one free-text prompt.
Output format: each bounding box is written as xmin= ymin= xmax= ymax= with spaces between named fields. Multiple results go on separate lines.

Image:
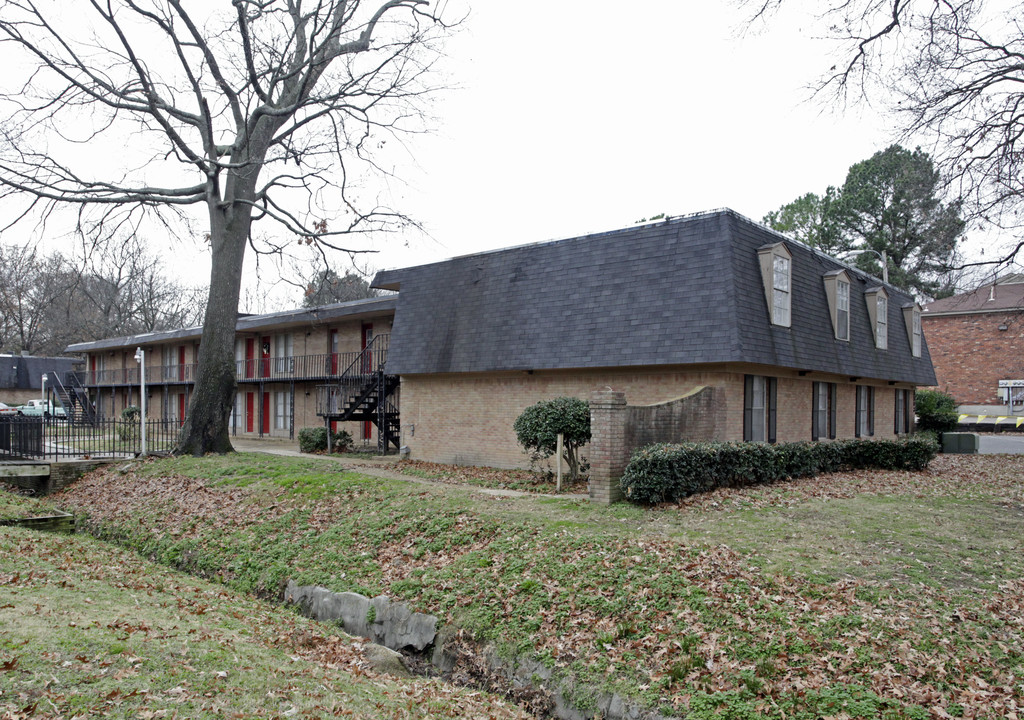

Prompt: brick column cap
xmin=590 ymin=388 xmax=626 ymax=406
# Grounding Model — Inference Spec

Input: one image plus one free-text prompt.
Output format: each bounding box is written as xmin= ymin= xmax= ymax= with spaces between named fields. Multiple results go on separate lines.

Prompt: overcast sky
xmin=8 ymin=1 xmax=917 ymax=311
xmin=372 ymin=1 xmax=897 ymax=274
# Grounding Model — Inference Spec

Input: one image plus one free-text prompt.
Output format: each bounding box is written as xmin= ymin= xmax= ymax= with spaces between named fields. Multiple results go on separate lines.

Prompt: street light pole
xmin=134 ymin=347 xmax=146 ymax=456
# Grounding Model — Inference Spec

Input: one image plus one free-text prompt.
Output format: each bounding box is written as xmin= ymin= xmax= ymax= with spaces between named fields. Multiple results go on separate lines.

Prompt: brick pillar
xmin=589 ymin=389 xmax=627 ymax=504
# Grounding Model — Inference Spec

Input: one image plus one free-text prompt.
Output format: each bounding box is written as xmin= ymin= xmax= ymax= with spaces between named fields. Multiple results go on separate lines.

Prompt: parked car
xmin=17 ymin=398 xmax=66 ymax=418
xmin=0 ymin=402 xmax=23 ymax=416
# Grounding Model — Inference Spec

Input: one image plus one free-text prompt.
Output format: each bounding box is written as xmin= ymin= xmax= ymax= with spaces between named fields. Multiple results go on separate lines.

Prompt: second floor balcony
xmin=72 ymin=336 xmax=390 ymax=388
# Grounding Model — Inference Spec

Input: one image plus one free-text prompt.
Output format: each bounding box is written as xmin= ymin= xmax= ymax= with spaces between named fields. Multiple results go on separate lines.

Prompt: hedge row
xmin=620 ymin=437 xmax=939 ymax=505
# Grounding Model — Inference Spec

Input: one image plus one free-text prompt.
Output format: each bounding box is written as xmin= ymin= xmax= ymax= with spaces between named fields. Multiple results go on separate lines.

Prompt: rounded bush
xmin=915 ymin=389 xmax=959 ymax=433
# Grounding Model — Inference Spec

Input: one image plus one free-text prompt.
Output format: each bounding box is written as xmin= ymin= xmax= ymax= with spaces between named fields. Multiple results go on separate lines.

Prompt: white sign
xmin=998 ymin=379 xmax=1024 ymax=388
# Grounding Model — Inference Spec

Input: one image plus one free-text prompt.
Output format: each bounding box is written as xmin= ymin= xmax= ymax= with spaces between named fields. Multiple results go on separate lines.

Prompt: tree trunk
xmin=173 ymin=210 xmax=250 ymax=456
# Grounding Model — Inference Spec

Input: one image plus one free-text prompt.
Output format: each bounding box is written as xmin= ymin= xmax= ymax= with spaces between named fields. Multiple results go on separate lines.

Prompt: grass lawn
xmin=0 ymin=526 xmax=530 ymax=719
xmin=31 ymin=452 xmax=1024 ymax=718
xmin=0 ymin=485 xmax=62 ymax=522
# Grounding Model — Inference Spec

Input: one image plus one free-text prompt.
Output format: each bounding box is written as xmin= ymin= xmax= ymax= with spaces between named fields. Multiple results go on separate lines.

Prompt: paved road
xmin=979 ymin=434 xmax=1024 ymax=454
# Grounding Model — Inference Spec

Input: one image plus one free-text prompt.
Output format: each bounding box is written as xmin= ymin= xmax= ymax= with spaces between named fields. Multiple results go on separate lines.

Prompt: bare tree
xmin=744 ymin=0 xmax=1024 ymax=269
xmin=0 ymin=1 xmax=447 ymax=453
xmin=0 ymin=245 xmax=74 ymax=355
xmin=0 ymin=239 xmax=207 ymax=356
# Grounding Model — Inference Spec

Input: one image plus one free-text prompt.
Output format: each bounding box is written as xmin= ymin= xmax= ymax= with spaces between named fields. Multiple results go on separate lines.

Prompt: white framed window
xmin=894 ymin=389 xmax=911 ymax=435
xmin=812 ymin=382 xmax=836 ymax=441
xmin=758 ymin=243 xmax=793 ymax=328
xmin=876 ymin=295 xmax=888 ymax=349
xmin=864 ymin=287 xmax=889 ymax=350
xmin=856 ymin=385 xmax=875 ymax=437
xmin=912 ymin=308 xmax=921 ymax=356
xmin=275 ymin=391 xmax=290 ymax=430
xmin=273 ymin=334 xmax=294 ymax=374
xmin=836 ymin=280 xmax=850 ymax=341
xmin=772 ymin=254 xmax=791 ymax=326
xmin=744 ymin=375 xmax=777 ymax=442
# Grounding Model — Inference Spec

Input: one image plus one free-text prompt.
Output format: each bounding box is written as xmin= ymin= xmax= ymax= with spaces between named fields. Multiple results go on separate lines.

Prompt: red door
xmin=89 ymin=356 xmax=97 ymax=384
xmin=245 ymin=339 xmax=255 ymax=379
xmin=261 ymin=336 xmax=271 ymax=378
xmin=245 ymin=393 xmax=254 ymax=433
xmin=177 ymin=394 xmax=186 ymax=426
xmin=262 ymin=393 xmax=270 ymax=434
xmin=178 ymin=346 xmax=186 ymax=381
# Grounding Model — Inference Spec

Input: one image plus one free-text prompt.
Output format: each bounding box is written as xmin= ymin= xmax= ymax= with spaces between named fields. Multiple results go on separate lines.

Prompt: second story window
xmin=836 ymin=280 xmax=850 ymax=340
xmin=864 ymin=286 xmax=889 ymax=350
xmin=773 ymin=254 xmax=791 ymax=326
xmin=876 ymin=295 xmax=888 ymax=349
xmin=912 ymin=309 xmax=921 ymax=356
xmin=273 ymin=333 xmax=294 ymax=374
xmin=901 ymin=303 xmax=923 ymax=358
xmin=758 ymin=242 xmax=793 ymax=328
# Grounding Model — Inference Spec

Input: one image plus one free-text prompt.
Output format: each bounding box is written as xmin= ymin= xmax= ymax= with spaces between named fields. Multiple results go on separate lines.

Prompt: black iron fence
xmin=0 ymin=416 xmax=180 ymax=461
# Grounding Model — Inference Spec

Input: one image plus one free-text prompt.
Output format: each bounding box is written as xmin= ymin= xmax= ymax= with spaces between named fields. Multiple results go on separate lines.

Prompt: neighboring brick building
xmin=922 ymin=273 xmax=1024 ymax=409
xmin=373 ymin=209 xmax=936 ymax=468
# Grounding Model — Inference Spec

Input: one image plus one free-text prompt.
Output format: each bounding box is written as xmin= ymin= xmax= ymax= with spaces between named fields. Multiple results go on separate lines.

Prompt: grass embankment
xmin=0 ymin=488 xmax=62 ymax=522
xmin=42 ymin=454 xmax=1024 ymax=718
xmin=0 ymin=525 xmax=530 ymax=719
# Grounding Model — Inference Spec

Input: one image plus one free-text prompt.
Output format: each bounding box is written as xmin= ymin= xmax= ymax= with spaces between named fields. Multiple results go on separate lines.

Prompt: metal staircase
xmin=53 ymin=372 xmax=98 ymax=426
xmin=316 ymin=335 xmax=400 ymax=452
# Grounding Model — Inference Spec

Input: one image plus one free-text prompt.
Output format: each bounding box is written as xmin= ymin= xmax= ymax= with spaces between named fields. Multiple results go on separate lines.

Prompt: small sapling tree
xmin=513 ymin=397 xmax=591 ymax=481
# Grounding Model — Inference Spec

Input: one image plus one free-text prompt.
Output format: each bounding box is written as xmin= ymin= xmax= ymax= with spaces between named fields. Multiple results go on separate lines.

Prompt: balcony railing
xmin=71 ymin=339 xmax=390 ymax=387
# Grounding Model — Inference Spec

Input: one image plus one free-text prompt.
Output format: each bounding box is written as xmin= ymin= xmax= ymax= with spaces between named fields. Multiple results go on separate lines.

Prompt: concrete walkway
xmin=979 ymin=434 xmax=1024 ymax=455
xmin=229 ymin=438 xmax=588 ymax=500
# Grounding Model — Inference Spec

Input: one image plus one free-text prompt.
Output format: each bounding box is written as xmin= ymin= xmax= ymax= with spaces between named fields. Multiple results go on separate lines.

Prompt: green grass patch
xmin=0 ymin=527 xmax=529 ymax=719
xmin=0 ymin=485 xmax=63 ymax=522
xmin=52 ymin=452 xmax=1024 ymax=719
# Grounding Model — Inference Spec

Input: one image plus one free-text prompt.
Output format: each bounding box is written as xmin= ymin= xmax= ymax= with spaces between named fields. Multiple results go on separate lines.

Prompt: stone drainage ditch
xmin=285 ymin=581 xmax=678 ymax=720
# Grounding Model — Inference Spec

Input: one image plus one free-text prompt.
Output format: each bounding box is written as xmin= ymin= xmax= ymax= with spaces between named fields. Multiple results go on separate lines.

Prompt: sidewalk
xmin=228 ymin=438 xmax=581 ymax=499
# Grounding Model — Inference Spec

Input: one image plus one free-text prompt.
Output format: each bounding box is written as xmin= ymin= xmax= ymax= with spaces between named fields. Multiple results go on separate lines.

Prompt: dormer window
xmin=757 ymin=242 xmax=792 ymax=328
xmin=823 ymin=270 xmax=851 ymax=341
xmin=837 ymin=280 xmax=850 ymax=340
xmin=877 ymin=295 xmax=888 ymax=349
xmin=864 ymin=286 xmax=889 ymax=350
xmin=903 ymin=303 xmax=922 ymax=357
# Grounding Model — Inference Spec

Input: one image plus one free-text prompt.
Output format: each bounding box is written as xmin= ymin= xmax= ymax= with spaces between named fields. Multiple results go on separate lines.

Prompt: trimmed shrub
xmin=620 ymin=437 xmax=939 ymax=505
xmin=117 ymin=405 xmax=141 ymax=442
xmin=915 ymin=389 xmax=959 ymax=433
xmin=298 ymin=426 xmax=354 ymax=454
xmin=513 ymin=397 xmax=591 ymax=481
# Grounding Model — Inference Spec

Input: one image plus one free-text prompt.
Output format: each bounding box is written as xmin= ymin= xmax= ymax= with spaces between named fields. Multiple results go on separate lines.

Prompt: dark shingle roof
xmin=64 ymin=296 xmax=397 ymax=353
xmin=373 ymin=209 xmax=936 ymax=385
xmin=0 ymin=355 xmax=79 ymax=390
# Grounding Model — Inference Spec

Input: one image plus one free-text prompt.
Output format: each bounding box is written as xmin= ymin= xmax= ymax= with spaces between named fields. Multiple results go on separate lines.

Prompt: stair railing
xmin=54 ymin=371 xmax=98 ymax=426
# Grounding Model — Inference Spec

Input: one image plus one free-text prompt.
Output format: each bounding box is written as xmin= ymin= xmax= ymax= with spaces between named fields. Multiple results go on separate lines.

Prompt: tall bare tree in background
xmin=0 ymin=239 xmax=206 ymax=356
xmin=0 ymin=1 xmax=447 ymax=454
xmin=745 ymin=0 xmax=1024 ymax=268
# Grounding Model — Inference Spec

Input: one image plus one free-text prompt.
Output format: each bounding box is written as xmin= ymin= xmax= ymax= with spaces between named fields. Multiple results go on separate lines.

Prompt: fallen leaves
xmin=42 ymin=452 xmax=1024 ymax=719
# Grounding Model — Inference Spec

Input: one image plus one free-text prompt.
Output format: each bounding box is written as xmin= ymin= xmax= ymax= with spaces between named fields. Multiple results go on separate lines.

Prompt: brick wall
xmin=399 ymin=366 xmax=907 ymax=470
xmin=624 ymin=386 xmax=725 ymax=450
xmin=923 ymin=312 xmax=1024 ymax=404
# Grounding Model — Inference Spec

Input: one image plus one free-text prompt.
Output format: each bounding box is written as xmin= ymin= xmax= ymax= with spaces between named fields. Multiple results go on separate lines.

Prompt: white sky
xmin=357 ymin=1 xmax=897 ymax=275
xmin=6 ymin=1 xmax=924 ymax=311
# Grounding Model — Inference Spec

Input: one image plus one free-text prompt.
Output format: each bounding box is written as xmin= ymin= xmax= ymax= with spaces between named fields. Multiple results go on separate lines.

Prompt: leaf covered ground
xmin=31 ymin=453 xmax=1024 ymax=719
xmin=0 ymin=527 xmax=531 ymax=720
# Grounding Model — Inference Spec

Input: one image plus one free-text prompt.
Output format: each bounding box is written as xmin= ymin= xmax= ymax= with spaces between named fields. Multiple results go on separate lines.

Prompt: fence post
xmin=589 ymin=389 xmax=628 ymax=504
